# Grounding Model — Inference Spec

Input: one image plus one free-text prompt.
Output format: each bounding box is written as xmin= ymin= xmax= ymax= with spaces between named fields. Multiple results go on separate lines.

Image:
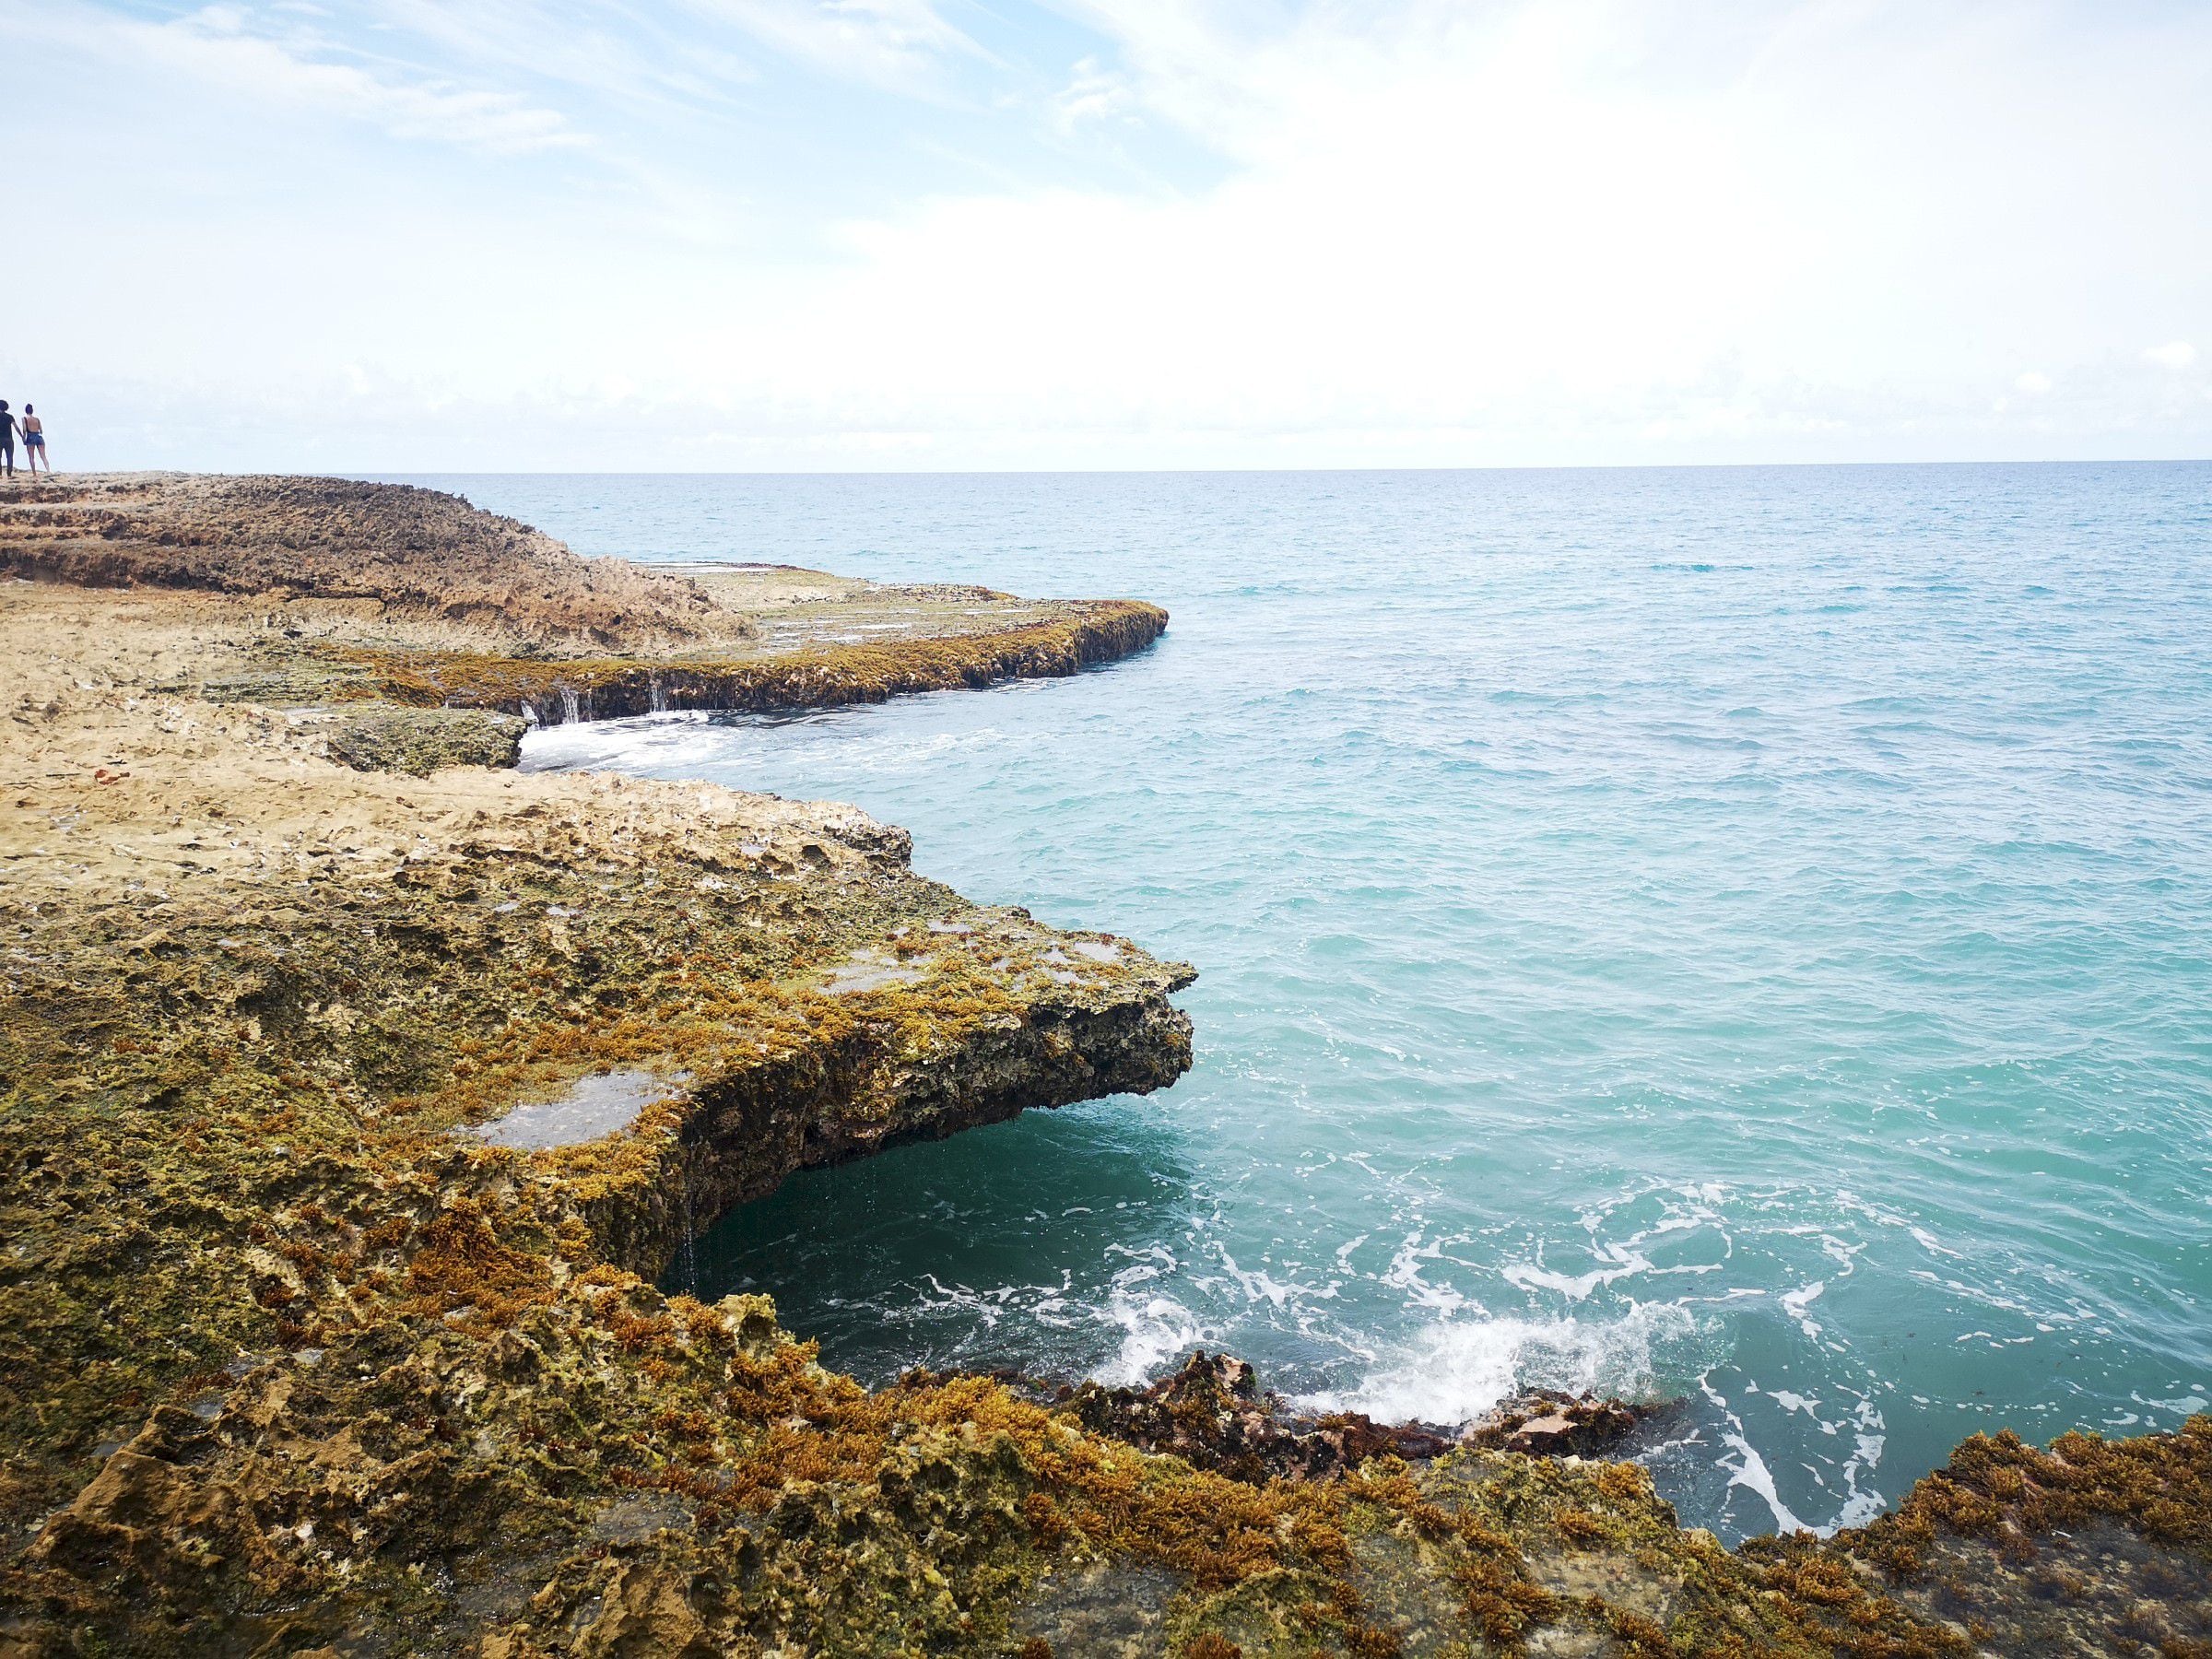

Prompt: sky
xmin=6 ymin=0 xmax=2209 ymax=471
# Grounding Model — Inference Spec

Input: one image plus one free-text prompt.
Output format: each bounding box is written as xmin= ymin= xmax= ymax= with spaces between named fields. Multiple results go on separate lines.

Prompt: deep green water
xmin=413 ymin=465 xmax=2211 ymax=1541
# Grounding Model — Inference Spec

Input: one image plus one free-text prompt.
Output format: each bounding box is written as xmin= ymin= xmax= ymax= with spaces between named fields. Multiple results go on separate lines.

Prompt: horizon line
xmin=347 ymin=454 xmax=2198 ymax=479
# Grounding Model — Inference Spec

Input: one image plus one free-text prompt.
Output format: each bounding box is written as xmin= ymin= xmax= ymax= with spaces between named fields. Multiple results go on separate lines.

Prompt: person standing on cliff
xmin=18 ymin=406 xmax=47 ymax=475
xmin=0 ymin=403 xmax=17 ymax=478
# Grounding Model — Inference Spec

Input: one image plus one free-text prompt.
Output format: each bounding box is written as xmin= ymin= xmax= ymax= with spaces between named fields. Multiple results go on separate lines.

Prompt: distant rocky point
xmin=0 ymin=472 xmax=1169 ymax=729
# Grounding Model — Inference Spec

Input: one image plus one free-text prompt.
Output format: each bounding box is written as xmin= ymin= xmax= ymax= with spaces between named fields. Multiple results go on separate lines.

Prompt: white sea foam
xmin=1503 ymin=1256 xmax=1644 ymax=1301
xmin=1780 ymin=1280 xmax=1826 ymax=1339
xmin=1299 ymin=1300 xmax=1702 ymax=1427
xmin=1096 ymin=1291 xmax=1208 ymax=1386
xmin=1720 ymin=1430 xmax=1809 ymax=1535
xmin=1089 ymin=1247 xmax=1211 ymax=1386
xmin=1380 ymin=1232 xmax=1467 ymax=1312
xmin=1832 ymin=1398 xmax=1889 ymax=1531
xmin=1212 ymin=1241 xmax=1335 ymax=1310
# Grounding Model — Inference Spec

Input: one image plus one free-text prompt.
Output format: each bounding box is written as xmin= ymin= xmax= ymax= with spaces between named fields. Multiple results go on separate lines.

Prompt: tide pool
xmin=398 ymin=464 xmax=2212 ymax=1542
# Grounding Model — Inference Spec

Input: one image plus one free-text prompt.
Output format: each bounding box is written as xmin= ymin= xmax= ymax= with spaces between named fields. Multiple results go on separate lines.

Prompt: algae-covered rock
xmin=324 ymin=704 xmax=527 ymax=774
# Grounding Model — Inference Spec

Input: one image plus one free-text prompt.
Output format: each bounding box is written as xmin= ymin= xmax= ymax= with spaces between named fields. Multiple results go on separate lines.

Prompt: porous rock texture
xmin=0 ymin=472 xmax=714 ymax=649
xmin=324 ymin=707 xmax=529 ymax=775
xmin=2 ymin=475 xmax=2209 ymax=1657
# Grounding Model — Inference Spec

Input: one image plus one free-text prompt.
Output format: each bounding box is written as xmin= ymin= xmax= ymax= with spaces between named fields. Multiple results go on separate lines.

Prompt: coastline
xmin=3 ymin=473 xmax=2208 ymax=1656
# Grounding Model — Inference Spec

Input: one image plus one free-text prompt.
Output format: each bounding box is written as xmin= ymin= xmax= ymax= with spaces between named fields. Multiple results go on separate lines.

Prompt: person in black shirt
xmin=0 ymin=402 xmax=17 ymax=478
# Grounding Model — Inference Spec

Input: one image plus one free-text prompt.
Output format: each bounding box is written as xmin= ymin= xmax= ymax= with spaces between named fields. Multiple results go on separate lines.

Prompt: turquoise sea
xmin=399 ymin=465 xmax=2212 ymax=1543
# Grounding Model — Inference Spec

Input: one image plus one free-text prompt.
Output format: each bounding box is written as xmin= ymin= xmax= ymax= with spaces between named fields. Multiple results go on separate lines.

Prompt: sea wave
xmin=1299 ymin=1301 xmax=1712 ymax=1427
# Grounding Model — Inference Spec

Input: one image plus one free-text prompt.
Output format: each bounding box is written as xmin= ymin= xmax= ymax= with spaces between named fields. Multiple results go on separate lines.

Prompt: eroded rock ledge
xmin=2 ymin=476 xmax=2208 ymax=1657
xmin=0 ymin=474 xmax=1171 ymax=732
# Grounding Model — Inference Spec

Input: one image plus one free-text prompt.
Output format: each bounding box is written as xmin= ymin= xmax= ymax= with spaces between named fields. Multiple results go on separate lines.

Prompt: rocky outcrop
xmin=1047 ymin=1354 xmax=1649 ymax=1487
xmin=0 ymin=482 xmax=1204 ymax=1652
xmin=1053 ymin=1352 xmax=1457 ymax=1482
xmin=0 ymin=476 xmax=1171 ymax=724
xmin=323 ymin=706 xmax=529 ymax=773
xmin=0 ymin=688 xmax=1203 ymax=1651
xmin=3 ymin=478 xmax=2208 ymax=1656
xmin=0 ymin=473 xmax=720 ymax=649
xmin=357 ymin=599 xmax=1171 ymax=727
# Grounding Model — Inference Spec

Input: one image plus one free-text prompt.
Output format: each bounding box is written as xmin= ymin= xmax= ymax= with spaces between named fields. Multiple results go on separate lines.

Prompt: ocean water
xmin=400 ymin=465 xmax=2212 ymax=1543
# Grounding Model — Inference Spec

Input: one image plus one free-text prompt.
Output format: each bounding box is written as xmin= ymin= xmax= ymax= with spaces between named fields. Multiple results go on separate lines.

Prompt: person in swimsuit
xmin=19 ymin=406 xmax=47 ymax=475
xmin=0 ymin=403 xmax=16 ymax=478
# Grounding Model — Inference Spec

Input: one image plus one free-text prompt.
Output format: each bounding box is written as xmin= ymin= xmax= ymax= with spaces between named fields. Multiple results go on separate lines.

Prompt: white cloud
xmin=359 ymin=0 xmax=756 ymax=109
xmin=692 ymin=0 xmax=986 ymax=94
xmin=12 ymin=0 xmax=2212 ymax=467
xmin=32 ymin=2 xmax=584 ymax=156
xmin=660 ymin=1 xmax=2206 ymax=452
xmin=1053 ymin=55 xmax=1137 ymax=133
